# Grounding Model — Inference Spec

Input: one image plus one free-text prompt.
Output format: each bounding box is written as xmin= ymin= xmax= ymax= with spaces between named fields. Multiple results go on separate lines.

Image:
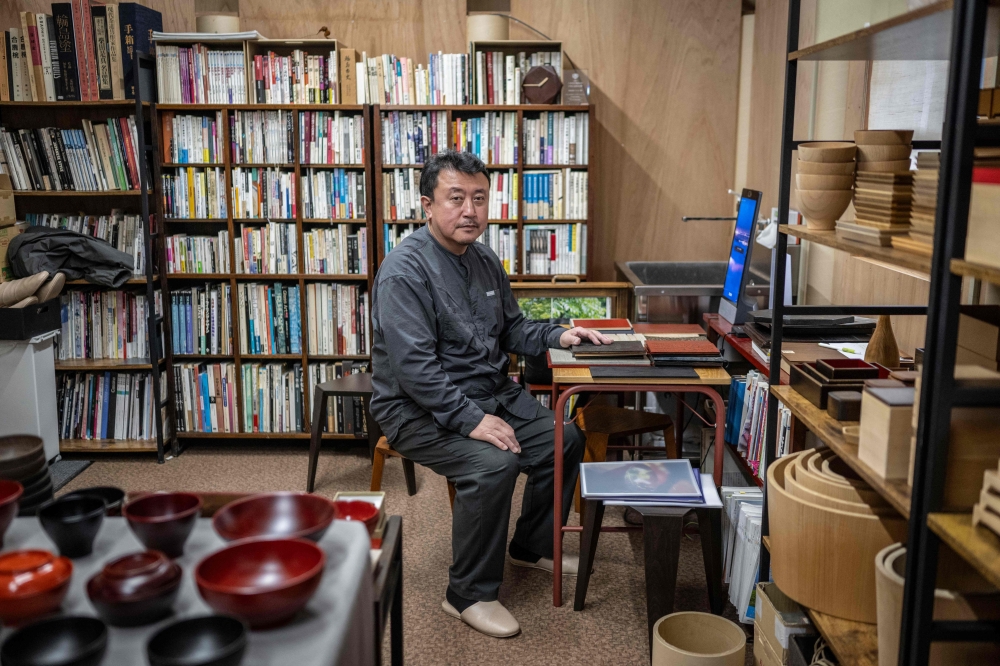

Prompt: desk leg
xmin=574 ymin=499 xmax=605 ymax=611
xmin=390 ymin=521 xmax=404 ymax=666
xmin=695 ymin=507 xmax=724 ymax=615
xmin=643 ymin=514 xmax=683 ymax=658
xmin=307 ymin=392 xmax=328 ymax=493
xmin=674 ymin=393 xmax=684 ymax=457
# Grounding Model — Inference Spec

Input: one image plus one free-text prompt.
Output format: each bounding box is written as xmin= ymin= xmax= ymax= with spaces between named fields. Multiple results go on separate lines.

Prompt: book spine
xmin=91 ymin=6 xmax=112 ymax=100
xmin=104 ymin=3 xmax=123 ymax=100
xmin=70 ymin=0 xmax=91 ymax=100
xmin=51 ymin=5 xmax=81 ymax=100
xmin=80 ymin=0 xmax=98 ymax=100
xmin=36 ymin=13 xmax=56 ymax=101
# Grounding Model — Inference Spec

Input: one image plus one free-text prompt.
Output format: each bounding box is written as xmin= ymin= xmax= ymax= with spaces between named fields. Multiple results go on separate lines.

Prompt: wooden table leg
xmin=307 ymin=390 xmax=328 ymax=493
xmin=642 ymin=514 xmax=684 ymax=657
xmin=401 ymin=459 xmax=417 ymax=496
xmin=695 ymin=507 xmax=724 ymax=615
xmin=574 ymin=499 xmax=606 ymax=611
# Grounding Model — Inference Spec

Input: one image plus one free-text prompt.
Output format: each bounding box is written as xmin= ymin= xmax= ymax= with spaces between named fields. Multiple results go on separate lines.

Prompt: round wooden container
xmin=651 ymin=612 xmax=746 ymax=666
xmin=793 ymin=451 xmax=888 ymax=506
xmin=786 ymin=462 xmax=894 ymax=516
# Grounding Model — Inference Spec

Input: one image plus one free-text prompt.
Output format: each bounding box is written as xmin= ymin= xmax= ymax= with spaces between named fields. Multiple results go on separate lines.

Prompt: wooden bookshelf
xmin=372 ymin=104 xmax=593 ymax=280
xmin=927 ymin=512 xmax=1000 ymax=589
xmin=778 ymin=225 xmax=932 ymax=275
xmin=951 ymin=257 xmax=1000 ymax=285
xmin=806 ymin=608 xmax=879 ymax=666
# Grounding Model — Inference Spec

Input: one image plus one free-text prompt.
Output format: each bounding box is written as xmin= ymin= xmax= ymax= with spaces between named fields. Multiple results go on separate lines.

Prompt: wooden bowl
xmin=796 ymin=189 xmax=854 ymax=230
xmin=146 ymin=615 xmax=248 ymax=666
xmin=1 ymin=480 xmax=23 ymax=547
xmin=87 ymin=551 xmax=182 ymax=627
xmin=195 ymin=538 xmax=325 ymax=628
xmin=652 ymin=612 xmax=746 ymax=666
xmin=333 ymin=500 xmax=380 ymax=535
xmin=796 ymin=174 xmax=855 ymax=191
xmin=797 ymin=142 xmax=857 ymax=163
xmin=124 ymin=492 xmax=203 ymax=559
xmin=0 ymin=616 xmax=107 ymax=666
xmin=38 ymin=495 xmax=106 ymax=559
xmin=213 ymin=492 xmax=336 ymax=542
xmin=0 ymin=550 xmax=73 ymax=625
xmin=858 ymin=144 xmax=912 ymax=162
xmin=797 ymin=159 xmax=856 ymax=175
xmin=856 ymin=159 xmax=913 ymax=173
xmin=63 ymin=487 xmax=126 ymax=516
xmin=854 ymin=129 xmax=914 ymax=145
xmin=0 ymin=436 xmax=45 ymax=479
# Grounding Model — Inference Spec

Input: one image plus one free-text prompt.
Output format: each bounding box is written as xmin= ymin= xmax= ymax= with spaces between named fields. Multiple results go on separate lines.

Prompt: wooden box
xmin=816 ymin=358 xmax=879 ymax=380
xmin=790 ymin=362 xmax=864 ymax=410
xmin=827 ymin=391 xmax=862 ymax=421
xmin=859 ymin=387 xmax=915 ymax=481
xmin=959 ymin=305 xmax=1000 ymax=361
xmin=965 ymin=169 xmax=1000 ymax=270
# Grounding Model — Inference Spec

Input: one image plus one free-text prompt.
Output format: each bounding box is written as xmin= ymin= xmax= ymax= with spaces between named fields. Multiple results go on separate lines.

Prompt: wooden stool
xmin=575 ymin=405 xmax=676 ymax=512
xmin=371 ymin=437 xmax=456 ymax=509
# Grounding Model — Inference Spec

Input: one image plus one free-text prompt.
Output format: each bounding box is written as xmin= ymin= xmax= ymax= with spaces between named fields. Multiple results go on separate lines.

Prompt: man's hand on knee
xmin=470 ymin=414 xmax=521 ymax=454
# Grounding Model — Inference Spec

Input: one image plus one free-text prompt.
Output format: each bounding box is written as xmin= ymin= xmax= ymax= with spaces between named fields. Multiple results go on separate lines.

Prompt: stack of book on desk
xmin=646 ymin=338 xmax=723 ymax=367
xmin=567 ymin=318 xmax=647 ymax=362
xmin=579 ymin=459 xmax=704 ymax=505
xmin=744 ymin=310 xmax=876 ymax=366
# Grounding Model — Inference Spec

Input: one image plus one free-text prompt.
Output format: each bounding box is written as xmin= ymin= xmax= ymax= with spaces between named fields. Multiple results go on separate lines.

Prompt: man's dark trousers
xmin=390 ymin=401 xmax=586 ymax=602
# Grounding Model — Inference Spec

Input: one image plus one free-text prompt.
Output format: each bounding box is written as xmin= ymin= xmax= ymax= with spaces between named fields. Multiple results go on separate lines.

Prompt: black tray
xmin=0 ymin=298 xmax=60 ymax=340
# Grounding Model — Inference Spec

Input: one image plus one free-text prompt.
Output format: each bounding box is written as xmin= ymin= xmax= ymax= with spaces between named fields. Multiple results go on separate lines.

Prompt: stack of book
xmin=165 ymin=232 xmax=231 ymax=274
xmin=304 ymin=283 xmax=370 ymax=355
xmin=724 ymin=370 xmax=792 ymax=480
xmin=722 ymin=486 xmax=763 ymax=585
xmin=301 ymin=168 xmax=366 ymax=219
xmin=522 ymin=223 xmax=586 ymax=275
xmin=235 ymin=222 xmax=298 ymax=274
xmin=307 ymin=362 xmax=369 ymax=434
xmin=299 ymin=111 xmax=365 ymax=165
xmin=477 ymin=225 xmax=516 ymax=274
xmin=523 ymin=170 xmax=588 ymax=220
xmin=236 ymin=282 xmax=302 ymax=355
xmin=155 ymin=43 xmax=248 ymax=104
xmin=231 ymin=167 xmax=296 ymax=219
xmin=381 ymin=168 xmax=422 ymax=221
xmin=840 ymin=171 xmax=914 ymax=248
xmin=523 ymin=112 xmax=588 ymax=165
xmin=2 ymin=4 xmax=161 ymax=102
xmin=354 ymin=52 xmax=470 ymax=105
xmin=647 ymin=338 xmax=723 ymax=367
xmin=241 ymin=362 xmax=304 ymax=433
xmin=473 ymin=50 xmax=561 ymax=105
xmin=726 ymin=489 xmax=763 ymax=624
xmin=488 ymin=170 xmax=518 ymax=220
xmin=29 ymin=212 xmax=145 ymax=275
xmin=58 ymin=290 xmax=161 ymax=361
xmin=161 ymin=167 xmax=227 ymax=219
xmin=0 ymin=116 xmax=144 ymax=191
xmin=452 ymin=113 xmax=518 ymax=164
xmin=170 ymin=284 xmax=233 ymax=356
xmin=161 ymin=112 xmax=223 ymax=164
xmin=382 ymin=223 xmax=419 ymax=255
xmin=303 ymin=227 xmax=368 ymax=275
xmin=58 ymin=371 xmax=159 ymax=440
xmin=172 ymin=361 xmax=238 ymax=433
xmin=251 ymin=48 xmax=338 ymax=104
xmin=744 ymin=310 xmax=876 ymax=365
xmin=380 ymin=111 xmax=447 ymax=165
xmin=230 ymin=110 xmax=293 ymax=164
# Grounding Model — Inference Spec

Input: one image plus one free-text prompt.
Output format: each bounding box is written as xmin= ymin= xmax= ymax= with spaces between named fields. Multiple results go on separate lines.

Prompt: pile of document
xmin=722 ymin=486 xmax=763 ymax=624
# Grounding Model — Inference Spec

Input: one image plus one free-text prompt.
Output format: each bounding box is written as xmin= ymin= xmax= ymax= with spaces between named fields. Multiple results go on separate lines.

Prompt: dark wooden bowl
xmin=147 ymin=615 xmax=248 ymax=666
xmin=196 ymin=538 xmax=325 ymax=628
xmin=213 ymin=492 xmax=336 ymax=542
xmin=38 ymin=496 xmax=106 ymax=559
xmin=87 ymin=550 xmax=182 ymax=626
xmin=0 ymin=449 xmax=45 ymax=482
xmin=0 ymin=550 xmax=73 ymax=625
xmin=124 ymin=492 xmax=202 ymax=558
xmin=0 ymin=616 xmax=107 ymax=666
xmin=333 ymin=500 xmax=380 ymax=535
xmin=63 ymin=487 xmax=126 ymax=516
xmin=1 ymin=480 xmax=23 ymax=547
xmin=0 ymin=435 xmax=44 ymax=471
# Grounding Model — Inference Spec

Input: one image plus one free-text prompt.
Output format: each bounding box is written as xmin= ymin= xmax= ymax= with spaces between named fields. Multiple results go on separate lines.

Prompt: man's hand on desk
xmin=559 ymin=327 xmax=613 ymax=348
xmin=470 ymin=414 xmax=522 ymax=453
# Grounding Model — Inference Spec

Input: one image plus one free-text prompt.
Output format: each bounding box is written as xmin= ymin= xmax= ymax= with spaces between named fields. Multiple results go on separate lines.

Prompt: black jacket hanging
xmin=7 ymin=226 xmax=136 ymax=288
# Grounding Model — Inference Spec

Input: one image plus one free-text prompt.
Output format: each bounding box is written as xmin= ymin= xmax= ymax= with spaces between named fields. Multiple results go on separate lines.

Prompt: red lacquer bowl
xmin=123 ymin=492 xmax=203 ymax=558
xmin=0 ymin=480 xmax=24 ymax=547
xmin=87 ymin=550 xmax=182 ymax=627
xmin=213 ymin=492 xmax=336 ymax=542
xmin=0 ymin=549 xmax=73 ymax=624
xmin=195 ymin=538 xmax=325 ymax=628
xmin=333 ymin=500 xmax=380 ymax=535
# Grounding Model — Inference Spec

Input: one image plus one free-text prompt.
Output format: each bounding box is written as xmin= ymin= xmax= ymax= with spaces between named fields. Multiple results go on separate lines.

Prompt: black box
xmin=789 ymin=633 xmax=835 ymax=666
xmin=0 ymin=298 xmax=60 ymax=340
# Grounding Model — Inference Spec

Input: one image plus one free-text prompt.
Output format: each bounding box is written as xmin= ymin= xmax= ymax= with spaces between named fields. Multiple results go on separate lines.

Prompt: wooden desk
xmin=552 ymin=366 xmax=730 ymax=385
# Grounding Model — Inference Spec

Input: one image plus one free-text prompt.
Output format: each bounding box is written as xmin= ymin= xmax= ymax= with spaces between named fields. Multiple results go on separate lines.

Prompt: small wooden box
xmin=827 ymin=390 xmax=862 ymax=421
xmin=859 ymin=387 xmax=915 ymax=481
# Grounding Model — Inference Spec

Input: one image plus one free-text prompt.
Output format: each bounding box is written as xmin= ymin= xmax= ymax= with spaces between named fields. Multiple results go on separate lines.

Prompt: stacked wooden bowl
xmin=767 ymin=449 xmax=907 ymax=623
xmin=796 ymin=142 xmax=856 ymax=230
xmin=855 ymin=130 xmax=914 ymax=173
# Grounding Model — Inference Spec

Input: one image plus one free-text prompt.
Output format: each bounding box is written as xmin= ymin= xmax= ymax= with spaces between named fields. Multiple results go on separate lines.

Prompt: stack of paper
xmin=721 ymin=486 xmax=763 ymax=581
xmin=728 ymin=500 xmax=763 ymax=624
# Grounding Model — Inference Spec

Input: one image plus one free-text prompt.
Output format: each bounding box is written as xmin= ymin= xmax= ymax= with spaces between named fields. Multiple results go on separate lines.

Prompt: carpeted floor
xmin=61 ymin=445 xmax=754 ymax=666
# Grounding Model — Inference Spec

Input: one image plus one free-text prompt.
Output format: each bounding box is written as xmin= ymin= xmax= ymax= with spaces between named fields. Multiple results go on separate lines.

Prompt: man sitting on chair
xmin=370 ymin=150 xmax=609 ymax=638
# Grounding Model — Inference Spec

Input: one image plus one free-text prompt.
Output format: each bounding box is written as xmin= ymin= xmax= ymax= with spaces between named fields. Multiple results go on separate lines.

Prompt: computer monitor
xmin=718 ymin=188 xmax=763 ymax=325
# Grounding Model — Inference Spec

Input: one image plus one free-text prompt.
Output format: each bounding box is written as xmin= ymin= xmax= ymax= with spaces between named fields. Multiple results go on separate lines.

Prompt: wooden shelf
xmin=380 ymin=104 xmax=590 ymax=112
xmin=779 ymin=225 xmax=932 ymax=275
xmin=522 ymin=164 xmax=589 ymax=170
xmin=157 ymin=104 xmax=365 ymax=111
xmin=233 ymin=163 xmax=294 ymax=168
xmin=60 ymin=438 xmax=158 ymax=452
xmin=0 ymin=100 xmax=149 ymax=107
xmin=162 ymin=163 xmax=224 ymax=168
xmin=790 ymin=1 xmax=1000 ymax=62
xmin=163 ymin=218 xmax=228 ymax=223
xmin=300 ymin=163 xmax=366 ymax=169
xmin=770 ymin=384 xmax=912 ymax=517
xmin=301 ymin=218 xmax=369 ymax=224
xmin=166 ymin=273 xmax=369 ymax=281
xmin=951 ymin=258 xmax=1000 ymax=285
xmin=806 ymin=608 xmax=879 ymax=666
xmin=175 ymin=431 xmax=366 ymax=440
xmin=55 ymin=357 xmax=159 ymax=371
xmin=13 ymin=190 xmax=149 ymax=197
xmin=66 ymin=276 xmax=155 ymax=286
xmin=927 ymin=512 xmax=1000 ymax=589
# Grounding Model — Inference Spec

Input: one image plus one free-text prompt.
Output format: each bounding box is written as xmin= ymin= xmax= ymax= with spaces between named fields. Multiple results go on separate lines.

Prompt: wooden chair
xmin=371 ymin=436 xmax=456 ymax=509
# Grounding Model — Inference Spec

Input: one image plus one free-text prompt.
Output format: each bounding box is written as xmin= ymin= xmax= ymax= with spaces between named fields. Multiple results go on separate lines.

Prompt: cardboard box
xmin=753 ymin=621 xmax=782 ymax=666
xmin=0 ymin=223 xmax=25 ymax=283
xmin=755 ymin=582 xmax=811 ymax=665
xmin=0 ymin=174 xmax=14 ymax=228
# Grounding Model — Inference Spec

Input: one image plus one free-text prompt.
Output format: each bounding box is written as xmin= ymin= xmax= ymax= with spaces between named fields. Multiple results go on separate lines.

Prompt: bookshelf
xmin=372 ymin=103 xmax=593 ymax=280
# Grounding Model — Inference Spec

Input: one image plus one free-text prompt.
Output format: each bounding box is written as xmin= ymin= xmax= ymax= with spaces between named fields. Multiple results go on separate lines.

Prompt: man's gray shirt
xmin=370 ymin=226 xmax=564 ymax=442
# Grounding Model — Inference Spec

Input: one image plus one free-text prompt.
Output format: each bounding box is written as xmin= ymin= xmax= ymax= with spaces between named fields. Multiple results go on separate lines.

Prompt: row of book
xmin=303 ymin=226 xmax=368 ymax=275
xmin=489 ymin=170 xmax=518 ymax=220
xmin=173 ymin=362 xmax=238 ymax=433
xmin=232 ymin=167 xmax=296 ymax=219
xmin=0 ymin=116 xmax=143 ymax=191
xmin=452 ymin=112 xmax=518 ymax=165
xmin=300 ymin=168 xmax=367 ymax=220
xmin=237 ymin=282 xmax=302 ymax=355
xmin=304 ymin=283 xmax=370 ymax=355
xmin=165 ymin=232 xmax=230 ymax=275
xmin=300 ymin=111 xmax=365 ymax=165
xmin=234 ymin=222 xmax=298 ymax=275
xmin=161 ymin=112 xmax=224 ymax=164
xmin=473 ymin=50 xmax=561 ymax=106
xmin=170 ymin=284 xmax=233 ymax=356
xmin=251 ymin=49 xmax=338 ymax=105
xmin=523 ymin=112 xmax=589 ymax=165
xmin=523 ymin=224 xmax=587 ymax=276
xmin=161 ymin=167 xmax=227 ymax=219
xmin=58 ymin=371 xmax=161 ymax=441
xmin=524 ymin=170 xmax=588 ymax=220
xmin=57 ymin=290 xmax=161 ymax=361
xmin=241 ymin=362 xmax=304 ymax=433
xmin=308 ymin=362 xmax=368 ymax=435
xmin=354 ymin=51 xmax=470 ymax=106
xmin=723 ymin=371 xmax=793 ymax=481
xmin=477 ymin=225 xmax=516 ymax=275
xmin=381 ymin=168 xmax=423 ymax=221
xmin=28 ymin=212 xmax=145 ymax=276
xmin=230 ymin=110 xmax=293 ymax=164
xmin=2 ymin=3 xmax=161 ymax=102
xmin=722 ymin=486 xmax=763 ymax=624
xmin=155 ymin=44 xmax=248 ymax=105
xmin=382 ymin=223 xmax=418 ymax=256
xmin=380 ymin=111 xmax=447 ymax=165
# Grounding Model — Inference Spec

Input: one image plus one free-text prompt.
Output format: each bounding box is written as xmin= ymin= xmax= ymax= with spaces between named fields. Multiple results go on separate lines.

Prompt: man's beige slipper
xmin=509 ymin=554 xmax=580 ymax=576
xmin=442 ymin=599 xmax=521 ymax=638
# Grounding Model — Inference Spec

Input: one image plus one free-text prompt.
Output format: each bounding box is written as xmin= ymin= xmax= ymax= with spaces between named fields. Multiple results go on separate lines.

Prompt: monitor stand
xmin=719 ymin=293 xmax=756 ymax=326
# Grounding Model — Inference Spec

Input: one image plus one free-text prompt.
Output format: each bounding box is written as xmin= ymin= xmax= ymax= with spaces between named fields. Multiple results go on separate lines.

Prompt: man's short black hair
xmin=420 ymin=150 xmax=490 ymax=199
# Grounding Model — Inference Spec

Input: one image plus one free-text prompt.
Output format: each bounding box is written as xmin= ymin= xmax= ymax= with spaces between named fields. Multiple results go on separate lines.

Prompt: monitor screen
xmin=722 ymin=192 xmax=761 ymax=303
